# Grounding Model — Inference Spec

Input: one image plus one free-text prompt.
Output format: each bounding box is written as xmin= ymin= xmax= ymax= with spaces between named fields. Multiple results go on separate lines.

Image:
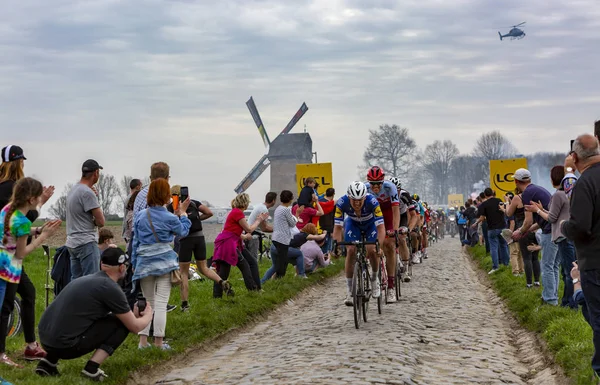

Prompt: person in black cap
xmin=65 ymin=159 xmax=106 ymax=280
xmin=36 ymin=247 xmax=153 ymax=381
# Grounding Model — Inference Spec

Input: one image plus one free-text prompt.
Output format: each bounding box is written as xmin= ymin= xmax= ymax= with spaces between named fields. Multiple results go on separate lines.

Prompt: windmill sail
xmin=234 ymin=154 xmax=271 ymax=194
xmin=246 ymin=97 xmax=271 ymax=148
xmin=280 ymin=102 xmax=309 ymax=135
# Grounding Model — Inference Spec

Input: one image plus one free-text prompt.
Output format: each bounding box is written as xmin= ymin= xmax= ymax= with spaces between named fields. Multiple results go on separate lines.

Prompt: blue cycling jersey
xmin=334 ymin=194 xmax=384 ymax=227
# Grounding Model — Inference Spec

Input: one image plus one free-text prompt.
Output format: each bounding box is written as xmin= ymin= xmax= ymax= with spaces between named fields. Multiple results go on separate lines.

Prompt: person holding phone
xmin=168 ymin=185 xmax=227 ymax=312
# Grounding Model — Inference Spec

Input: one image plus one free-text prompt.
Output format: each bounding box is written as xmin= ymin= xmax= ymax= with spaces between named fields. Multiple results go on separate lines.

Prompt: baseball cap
xmin=101 ymin=247 xmax=129 ymax=266
xmin=82 ymin=159 xmax=103 ymax=173
xmin=1 ymin=145 xmax=26 ymax=162
xmin=513 ymin=168 xmax=531 ymax=182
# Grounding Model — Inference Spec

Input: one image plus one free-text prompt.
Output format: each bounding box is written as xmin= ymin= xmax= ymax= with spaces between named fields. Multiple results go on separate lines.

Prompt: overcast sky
xmin=1 ymin=0 xmax=599 ymax=212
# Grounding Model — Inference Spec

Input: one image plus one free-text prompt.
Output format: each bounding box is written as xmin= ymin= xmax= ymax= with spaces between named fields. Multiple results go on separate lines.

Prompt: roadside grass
xmin=2 ymin=245 xmax=344 ymax=385
xmin=468 ymin=245 xmax=595 ymax=385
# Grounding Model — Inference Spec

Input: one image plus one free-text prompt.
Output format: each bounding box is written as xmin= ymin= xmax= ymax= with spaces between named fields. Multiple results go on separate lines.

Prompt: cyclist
xmin=364 ymin=166 xmax=400 ymax=302
xmin=421 ymin=201 xmax=431 ymax=259
xmin=333 ymin=181 xmax=386 ymax=306
xmin=410 ymin=194 xmax=425 ymax=263
xmin=389 ymin=177 xmax=418 ymax=282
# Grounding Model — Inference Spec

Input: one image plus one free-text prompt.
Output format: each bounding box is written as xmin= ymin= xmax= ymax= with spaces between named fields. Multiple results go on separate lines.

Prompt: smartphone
xmin=571 ymin=139 xmax=575 ymax=152
xmin=136 ymin=293 xmax=147 ymax=312
xmin=180 ymin=186 xmax=189 ymax=202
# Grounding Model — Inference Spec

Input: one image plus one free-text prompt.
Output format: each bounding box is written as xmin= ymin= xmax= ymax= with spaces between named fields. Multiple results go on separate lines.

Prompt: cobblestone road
xmin=153 ymin=238 xmax=562 ymax=385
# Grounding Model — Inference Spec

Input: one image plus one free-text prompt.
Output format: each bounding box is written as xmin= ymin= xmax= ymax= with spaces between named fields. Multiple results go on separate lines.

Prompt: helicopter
xmin=498 ymin=22 xmax=526 ymax=41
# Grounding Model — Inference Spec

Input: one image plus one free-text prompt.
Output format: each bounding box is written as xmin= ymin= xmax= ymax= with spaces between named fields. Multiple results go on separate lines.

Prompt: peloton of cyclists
xmin=332 ymin=181 xmax=386 ymax=306
xmin=388 ymin=177 xmax=418 ymax=282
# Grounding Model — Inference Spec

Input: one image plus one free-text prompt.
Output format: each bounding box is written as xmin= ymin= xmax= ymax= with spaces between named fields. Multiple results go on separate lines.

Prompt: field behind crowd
xmin=33 ymin=221 xmax=224 ymax=248
xmin=3 ymin=244 xmax=345 ymax=385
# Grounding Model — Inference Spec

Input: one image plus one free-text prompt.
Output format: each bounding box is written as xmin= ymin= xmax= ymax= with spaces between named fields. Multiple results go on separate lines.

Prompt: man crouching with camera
xmin=35 ymin=248 xmax=153 ymax=381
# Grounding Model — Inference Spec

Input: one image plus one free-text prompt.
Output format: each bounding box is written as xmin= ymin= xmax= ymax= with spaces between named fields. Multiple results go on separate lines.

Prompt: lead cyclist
xmin=389 ymin=177 xmax=418 ymax=282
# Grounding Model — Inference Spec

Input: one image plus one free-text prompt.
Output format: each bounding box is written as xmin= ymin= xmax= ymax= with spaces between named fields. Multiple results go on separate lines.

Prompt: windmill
xmin=234 ymin=97 xmax=312 ymax=194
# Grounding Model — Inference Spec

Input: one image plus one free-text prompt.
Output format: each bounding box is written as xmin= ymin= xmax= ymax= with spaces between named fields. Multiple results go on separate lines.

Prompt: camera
xmin=136 ymin=292 xmax=147 ymax=313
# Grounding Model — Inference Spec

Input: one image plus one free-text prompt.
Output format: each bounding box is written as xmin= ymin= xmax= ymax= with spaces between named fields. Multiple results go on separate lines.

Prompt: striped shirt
xmin=272 ymin=205 xmax=298 ymax=245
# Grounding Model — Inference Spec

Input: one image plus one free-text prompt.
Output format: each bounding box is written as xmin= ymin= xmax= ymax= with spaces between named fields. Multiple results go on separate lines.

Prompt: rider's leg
xmin=366 ymin=244 xmax=380 ymax=297
xmin=383 ymin=238 xmax=396 ymax=288
xmin=399 ymin=234 xmax=410 ymax=262
xmin=345 ymin=246 xmax=357 ymax=294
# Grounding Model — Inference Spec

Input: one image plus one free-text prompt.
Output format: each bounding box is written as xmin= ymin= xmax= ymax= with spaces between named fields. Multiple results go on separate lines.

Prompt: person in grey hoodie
xmin=525 ymin=165 xmax=576 ymax=308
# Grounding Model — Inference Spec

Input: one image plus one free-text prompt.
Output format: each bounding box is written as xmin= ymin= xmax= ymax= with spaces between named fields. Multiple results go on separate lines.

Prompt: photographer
xmin=168 ymin=185 xmax=228 ymax=312
xmin=36 ymin=248 xmax=153 ymax=381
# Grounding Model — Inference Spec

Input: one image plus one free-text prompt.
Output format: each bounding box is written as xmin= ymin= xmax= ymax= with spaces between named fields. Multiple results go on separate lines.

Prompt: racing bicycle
xmin=334 ymin=235 xmax=380 ymax=329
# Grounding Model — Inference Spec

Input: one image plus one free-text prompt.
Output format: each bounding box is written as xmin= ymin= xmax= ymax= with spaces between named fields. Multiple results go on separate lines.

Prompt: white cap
xmin=513 ymin=168 xmax=531 ymax=182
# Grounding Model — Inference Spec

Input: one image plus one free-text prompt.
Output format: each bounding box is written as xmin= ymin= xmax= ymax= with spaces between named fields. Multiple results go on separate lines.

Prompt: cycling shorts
xmin=400 ymin=212 xmax=408 ymax=228
xmin=382 ymin=209 xmax=395 ymax=232
xmin=343 ymin=217 xmax=379 ymax=243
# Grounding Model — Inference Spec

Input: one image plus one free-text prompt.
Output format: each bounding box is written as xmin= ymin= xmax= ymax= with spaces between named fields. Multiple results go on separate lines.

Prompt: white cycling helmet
xmin=347 ymin=181 xmax=368 ymax=200
xmin=388 ymin=176 xmax=401 ymax=190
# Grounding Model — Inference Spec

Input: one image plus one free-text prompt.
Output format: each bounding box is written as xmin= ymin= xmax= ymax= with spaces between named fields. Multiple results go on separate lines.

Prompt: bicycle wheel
xmin=395 ymin=261 xmax=402 ymax=299
xmin=7 ymin=297 xmax=22 ymax=337
xmin=352 ymin=262 xmax=362 ymax=329
xmin=362 ymin=262 xmax=370 ymax=323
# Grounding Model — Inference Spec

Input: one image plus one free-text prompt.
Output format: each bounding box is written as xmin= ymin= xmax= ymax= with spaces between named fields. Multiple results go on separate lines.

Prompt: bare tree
xmin=449 ymin=155 xmax=487 ymax=199
xmin=362 ymin=124 xmax=417 ymax=178
xmin=473 ymin=131 xmax=517 ymax=161
xmin=48 ymin=184 xmax=73 ymax=221
xmin=422 ymin=140 xmax=459 ymax=204
xmin=96 ymin=174 xmax=119 ymax=215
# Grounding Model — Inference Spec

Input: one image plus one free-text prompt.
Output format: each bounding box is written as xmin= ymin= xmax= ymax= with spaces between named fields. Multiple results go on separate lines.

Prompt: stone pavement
xmin=152 ymin=238 xmax=562 ymax=385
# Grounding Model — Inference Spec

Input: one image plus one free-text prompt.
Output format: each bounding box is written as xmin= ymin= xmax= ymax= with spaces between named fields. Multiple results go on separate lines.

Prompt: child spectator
xmin=98 ymin=228 xmax=116 ymax=254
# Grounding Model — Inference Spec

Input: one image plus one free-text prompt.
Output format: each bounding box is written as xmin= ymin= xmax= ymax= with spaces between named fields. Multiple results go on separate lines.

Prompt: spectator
xmin=318 ymin=188 xmax=336 ymax=253
xmin=505 ymin=189 xmax=540 ymax=288
xmin=131 ymin=178 xmax=191 ymax=349
xmin=132 ymin=162 xmax=177 ymax=313
xmin=167 ymin=185 xmax=225 ymax=312
xmin=512 ymin=168 xmax=557 ymax=305
xmin=298 ymin=177 xmax=317 ymax=207
xmin=245 ymin=192 xmax=277 ymax=261
xmin=212 ymin=193 xmax=268 ymax=298
xmin=500 ymin=192 xmax=524 ymax=277
xmin=272 ymin=190 xmax=303 ymax=279
xmin=66 ymin=159 xmax=105 ymax=280
xmin=98 ymin=228 xmax=116 ymax=254
xmin=477 ymin=192 xmax=490 ymax=254
xmin=122 ymin=178 xmax=142 ymax=242
xmin=560 ymin=134 xmax=600 ymax=377
xmin=472 ymin=188 xmax=509 ymax=274
xmin=571 ymin=262 xmax=590 ymax=325
xmin=462 ymin=200 xmax=478 ymax=248
xmin=36 ymin=248 xmax=153 ymax=381
xmin=525 ymin=166 xmax=576 ymax=308
xmin=292 ymin=193 xmax=323 ymax=231
xmin=0 ymin=178 xmax=61 ymax=367
xmin=0 ymin=146 xmax=55 ymax=366
xmin=300 ymin=224 xmax=331 ymax=273
xmin=457 ymin=206 xmax=467 ymax=243
xmin=123 ymin=190 xmax=140 ymax=251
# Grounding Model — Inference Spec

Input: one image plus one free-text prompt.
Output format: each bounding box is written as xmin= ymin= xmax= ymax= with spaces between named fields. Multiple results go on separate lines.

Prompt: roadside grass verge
xmin=2 ymin=245 xmax=344 ymax=385
xmin=468 ymin=245 xmax=594 ymax=385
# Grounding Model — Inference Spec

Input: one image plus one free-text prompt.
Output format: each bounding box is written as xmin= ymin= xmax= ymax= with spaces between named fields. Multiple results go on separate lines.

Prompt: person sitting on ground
xmin=131 ymin=178 xmax=191 ymax=350
xmin=36 ymin=248 xmax=154 ymax=381
xmin=261 ymin=223 xmax=325 ymax=282
xmin=301 ymin=225 xmax=331 ymax=274
xmin=212 ymin=193 xmax=268 ymax=298
xmin=98 ymin=228 xmax=116 ymax=254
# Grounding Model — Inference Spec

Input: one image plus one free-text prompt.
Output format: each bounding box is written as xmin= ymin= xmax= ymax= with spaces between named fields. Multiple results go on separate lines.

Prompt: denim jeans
xmin=261 ymin=244 xmax=305 ymax=284
xmin=482 ymin=221 xmax=490 ymax=254
xmin=539 ymin=232 xmax=560 ymax=305
xmin=320 ymin=233 xmax=333 ymax=254
xmin=487 ymin=229 xmax=510 ymax=270
xmin=68 ymin=242 xmax=101 ymax=280
xmin=557 ymin=239 xmax=577 ymax=308
xmin=580 ymin=269 xmax=600 ymax=376
xmin=0 ymin=280 xmax=6 ymax=311
xmin=261 ymin=245 xmax=279 ymax=284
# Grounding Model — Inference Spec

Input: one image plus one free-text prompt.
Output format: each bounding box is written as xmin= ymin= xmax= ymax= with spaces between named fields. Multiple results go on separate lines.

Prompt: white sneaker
xmin=372 ymin=278 xmax=381 ymax=298
xmin=344 ymin=294 xmax=353 ymax=307
xmin=488 ymin=269 xmax=498 ymax=275
xmin=404 ymin=273 xmax=412 ymax=283
xmin=387 ymin=288 xmax=396 ymax=303
xmin=412 ymin=253 xmax=420 ymax=264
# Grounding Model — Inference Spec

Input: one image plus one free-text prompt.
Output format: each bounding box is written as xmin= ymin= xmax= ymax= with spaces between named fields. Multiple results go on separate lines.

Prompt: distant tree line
xmin=361 ymin=124 xmax=565 ymax=205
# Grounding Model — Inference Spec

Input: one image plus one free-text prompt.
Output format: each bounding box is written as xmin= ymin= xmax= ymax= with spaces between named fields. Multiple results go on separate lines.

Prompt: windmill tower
xmin=234 ymin=97 xmax=313 ymax=197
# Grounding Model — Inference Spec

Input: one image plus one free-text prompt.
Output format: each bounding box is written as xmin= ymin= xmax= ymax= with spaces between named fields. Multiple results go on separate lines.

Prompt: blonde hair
xmin=0 ymin=160 xmax=24 ymax=184
xmin=170 ymin=184 xmax=181 ymax=196
xmin=231 ymin=193 xmax=250 ymax=210
xmin=301 ymin=223 xmax=318 ymax=235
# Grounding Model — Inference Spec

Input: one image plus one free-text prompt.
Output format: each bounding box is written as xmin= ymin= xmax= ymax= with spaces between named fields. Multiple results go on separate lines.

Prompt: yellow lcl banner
xmin=295 ymin=163 xmax=333 ymax=197
xmin=448 ymin=194 xmax=464 ymax=208
xmin=489 ymin=158 xmax=528 ymax=197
